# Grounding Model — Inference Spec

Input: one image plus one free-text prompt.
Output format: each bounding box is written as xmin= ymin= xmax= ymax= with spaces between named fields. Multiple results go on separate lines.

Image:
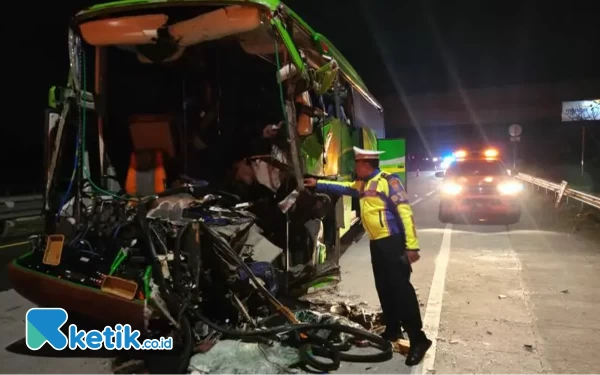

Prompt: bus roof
xmin=74 ymin=0 xmax=382 ymax=111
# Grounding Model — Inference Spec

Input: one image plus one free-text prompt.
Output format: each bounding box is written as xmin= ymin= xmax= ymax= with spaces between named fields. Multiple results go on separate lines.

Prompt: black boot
xmin=405 ymin=338 xmax=432 ymax=366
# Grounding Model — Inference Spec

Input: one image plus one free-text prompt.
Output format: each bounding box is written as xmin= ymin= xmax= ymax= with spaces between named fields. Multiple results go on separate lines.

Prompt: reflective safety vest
xmin=125 ymin=151 xmax=167 ymax=196
xmin=315 ymin=170 xmax=419 ymax=249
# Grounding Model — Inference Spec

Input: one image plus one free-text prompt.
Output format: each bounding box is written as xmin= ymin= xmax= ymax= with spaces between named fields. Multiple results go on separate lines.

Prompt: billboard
xmin=561 ymin=100 xmax=600 ymax=122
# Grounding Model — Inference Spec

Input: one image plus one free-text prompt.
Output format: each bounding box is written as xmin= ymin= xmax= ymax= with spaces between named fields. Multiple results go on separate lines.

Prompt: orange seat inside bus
xmin=124 ymin=115 xmax=175 ymax=196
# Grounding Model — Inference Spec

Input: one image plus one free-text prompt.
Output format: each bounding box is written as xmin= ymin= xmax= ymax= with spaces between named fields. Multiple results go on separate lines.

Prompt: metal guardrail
xmin=0 ymin=194 xmax=43 ymax=238
xmin=0 ymin=194 xmax=43 ymax=220
xmin=517 ymin=173 xmax=600 ymax=210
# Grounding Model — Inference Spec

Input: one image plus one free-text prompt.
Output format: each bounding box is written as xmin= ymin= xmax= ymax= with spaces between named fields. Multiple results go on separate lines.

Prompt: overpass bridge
xmin=382 ymin=79 xmax=600 ymax=129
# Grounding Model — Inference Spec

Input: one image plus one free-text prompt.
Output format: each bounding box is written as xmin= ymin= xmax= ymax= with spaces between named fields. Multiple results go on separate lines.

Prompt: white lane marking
xmin=411 ymin=190 xmax=435 ymax=206
xmin=0 ymin=241 xmax=28 ymax=250
xmin=412 ymin=223 xmax=452 ymax=375
xmin=412 ymin=198 xmax=424 ymax=206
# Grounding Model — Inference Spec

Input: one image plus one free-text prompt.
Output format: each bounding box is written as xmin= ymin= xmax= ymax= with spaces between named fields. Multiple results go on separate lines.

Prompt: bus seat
xmin=126 ymin=115 xmax=174 ymax=196
xmin=296 ymin=91 xmax=313 ymax=136
xmin=129 ymin=115 xmax=175 ymax=157
xmin=125 ymin=151 xmax=167 ymax=196
xmin=298 ymin=113 xmax=312 ymax=136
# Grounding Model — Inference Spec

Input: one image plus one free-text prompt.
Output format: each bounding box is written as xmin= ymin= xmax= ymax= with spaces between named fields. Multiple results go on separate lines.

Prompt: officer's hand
xmin=304 ymin=178 xmax=317 ymax=188
xmin=406 ymin=250 xmax=420 ymax=264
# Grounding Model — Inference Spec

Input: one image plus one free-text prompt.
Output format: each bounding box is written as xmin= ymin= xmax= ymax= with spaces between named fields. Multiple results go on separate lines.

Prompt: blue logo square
xmin=25 ymin=308 xmax=69 ymax=350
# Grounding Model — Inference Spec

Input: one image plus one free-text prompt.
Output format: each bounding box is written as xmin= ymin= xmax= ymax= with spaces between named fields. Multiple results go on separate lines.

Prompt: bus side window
xmin=342 ymin=88 xmax=354 ymax=127
xmin=331 ymin=81 xmax=353 ymax=126
xmin=322 ymin=91 xmax=336 ymax=122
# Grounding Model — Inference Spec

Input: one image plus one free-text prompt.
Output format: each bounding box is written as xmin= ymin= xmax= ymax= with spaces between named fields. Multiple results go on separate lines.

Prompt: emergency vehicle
xmin=435 ymin=148 xmax=523 ymax=224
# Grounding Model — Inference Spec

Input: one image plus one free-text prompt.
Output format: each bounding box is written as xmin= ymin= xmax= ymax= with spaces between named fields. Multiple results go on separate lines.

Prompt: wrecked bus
xmin=8 ymin=0 xmax=393 ymax=370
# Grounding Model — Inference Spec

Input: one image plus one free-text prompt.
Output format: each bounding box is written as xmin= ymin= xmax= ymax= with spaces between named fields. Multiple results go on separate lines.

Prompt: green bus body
xmin=52 ymin=0 xmax=405 ymax=240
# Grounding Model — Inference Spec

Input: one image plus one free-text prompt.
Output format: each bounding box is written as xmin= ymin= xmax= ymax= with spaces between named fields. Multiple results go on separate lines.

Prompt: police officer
xmin=304 ymin=147 xmax=432 ymax=366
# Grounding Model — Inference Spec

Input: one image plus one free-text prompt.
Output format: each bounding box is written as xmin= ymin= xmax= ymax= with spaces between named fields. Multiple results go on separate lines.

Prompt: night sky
xmin=288 ymin=0 xmax=600 ymax=95
xmin=3 ymin=0 xmax=599 ymax=192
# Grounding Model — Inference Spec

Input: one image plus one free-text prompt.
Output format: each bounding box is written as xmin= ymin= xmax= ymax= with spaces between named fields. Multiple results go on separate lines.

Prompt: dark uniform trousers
xmin=370 ymin=234 xmax=426 ymax=343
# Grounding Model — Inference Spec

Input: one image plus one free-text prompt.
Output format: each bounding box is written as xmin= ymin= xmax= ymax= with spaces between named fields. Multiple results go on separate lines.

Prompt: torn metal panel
xmin=241 ymin=224 xmax=283 ymax=264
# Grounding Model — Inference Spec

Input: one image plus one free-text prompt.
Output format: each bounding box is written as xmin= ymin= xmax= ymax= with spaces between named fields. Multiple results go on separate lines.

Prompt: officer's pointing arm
xmin=387 ymin=176 xmax=420 ymax=251
xmin=314 ymin=179 xmax=361 ymax=198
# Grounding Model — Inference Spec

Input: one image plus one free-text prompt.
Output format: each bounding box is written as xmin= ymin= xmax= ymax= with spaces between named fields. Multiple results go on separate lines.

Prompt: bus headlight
xmin=497 ymin=181 xmax=524 ymax=195
xmin=441 ymin=182 xmax=462 ymax=195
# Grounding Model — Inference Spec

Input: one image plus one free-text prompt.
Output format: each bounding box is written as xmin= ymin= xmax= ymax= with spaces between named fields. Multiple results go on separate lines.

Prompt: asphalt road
xmin=2 ymin=171 xmax=600 ymax=373
xmin=0 ymin=239 xmax=29 ymax=293
xmin=338 ymin=171 xmax=600 ymax=374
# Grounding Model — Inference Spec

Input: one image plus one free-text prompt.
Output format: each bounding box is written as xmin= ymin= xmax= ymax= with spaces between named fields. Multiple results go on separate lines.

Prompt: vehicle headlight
xmin=441 ymin=182 xmax=462 ymax=195
xmin=497 ymin=181 xmax=524 ymax=195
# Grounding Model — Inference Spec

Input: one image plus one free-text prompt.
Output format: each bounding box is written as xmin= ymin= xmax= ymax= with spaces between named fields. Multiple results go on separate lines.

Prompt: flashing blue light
xmin=440 ymin=155 xmax=455 ymax=170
